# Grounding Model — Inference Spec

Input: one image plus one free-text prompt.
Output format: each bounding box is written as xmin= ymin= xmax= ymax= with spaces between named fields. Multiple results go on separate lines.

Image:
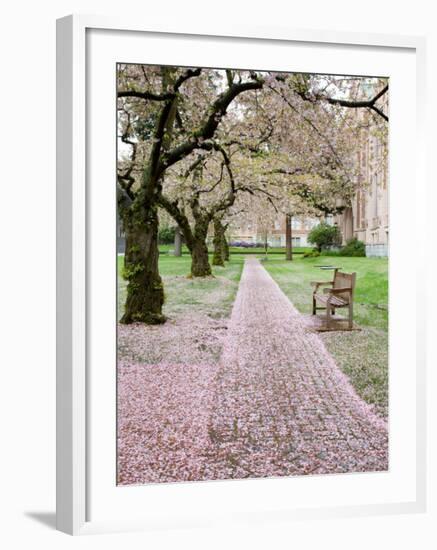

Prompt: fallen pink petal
xmin=117 ymin=258 xmax=388 ymax=485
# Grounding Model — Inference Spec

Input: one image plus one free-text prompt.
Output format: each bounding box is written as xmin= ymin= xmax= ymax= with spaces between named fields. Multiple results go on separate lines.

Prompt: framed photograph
xmin=56 ymin=14 xmax=427 ymax=535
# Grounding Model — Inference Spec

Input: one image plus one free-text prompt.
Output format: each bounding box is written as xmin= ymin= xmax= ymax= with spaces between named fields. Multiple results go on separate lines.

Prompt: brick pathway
xmin=204 ymin=258 xmax=388 ymax=479
xmin=118 ymin=257 xmax=388 ymax=484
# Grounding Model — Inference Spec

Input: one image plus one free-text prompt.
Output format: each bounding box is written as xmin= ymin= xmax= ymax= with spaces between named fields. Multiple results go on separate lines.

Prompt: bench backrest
xmin=333 ymin=269 xmax=356 ymax=301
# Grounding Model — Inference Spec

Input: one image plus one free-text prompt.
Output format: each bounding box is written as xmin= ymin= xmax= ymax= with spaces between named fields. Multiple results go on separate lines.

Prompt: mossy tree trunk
xmin=117 ymin=67 xmax=189 ymax=325
xmin=117 ymin=67 xmax=264 ymax=322
xmin=120 ymin=198 xmax=165 ymax=324
xmin=212 ymin=217 xmax=226 ymax=266
xmin=157 ymin=194 xmax=212 ymax=277
xmin=191 ymin=214 xmax=212 ymax=277
xmin=174 ymin=226 xmax=182 ymax=257
xmin=223 ymin=235 xmax=230 ymax=261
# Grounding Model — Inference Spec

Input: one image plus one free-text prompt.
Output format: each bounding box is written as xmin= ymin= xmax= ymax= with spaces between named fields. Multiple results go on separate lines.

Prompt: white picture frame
xmin=56 ymin=14 xmax=427 ymax=535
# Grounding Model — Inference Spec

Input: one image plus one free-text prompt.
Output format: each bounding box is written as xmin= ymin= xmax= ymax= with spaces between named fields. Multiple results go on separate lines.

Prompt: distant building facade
xmin=230 ymin=91 xmax=389 ymax=256
xmin=230 ymin=216 xmax=320 ymax=248
xmin=336 ymin=88 xmax=389 ymax=257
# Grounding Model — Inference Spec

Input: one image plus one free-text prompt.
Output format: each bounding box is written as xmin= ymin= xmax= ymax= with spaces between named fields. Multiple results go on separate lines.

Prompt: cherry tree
xmin=158 ymin=149 xmax=238 ymax=276
xmin=117 ymin=66 xmax=264 ymax=322
xmin=117 ymin=65 xmax=385 ymax=323
xmin=121 ymin=71 xmax=282 ymax=279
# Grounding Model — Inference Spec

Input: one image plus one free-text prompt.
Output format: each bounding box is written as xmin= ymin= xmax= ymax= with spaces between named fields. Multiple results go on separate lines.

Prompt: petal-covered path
xmin=204 ymin=257 xmax=388 ymax=479
xmin=118 ymin=258 xmax=388 ymax=485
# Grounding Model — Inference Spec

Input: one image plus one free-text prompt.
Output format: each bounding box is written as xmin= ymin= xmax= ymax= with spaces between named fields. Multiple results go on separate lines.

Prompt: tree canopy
xmin=116 ymin=64 xmax=388 ymax=323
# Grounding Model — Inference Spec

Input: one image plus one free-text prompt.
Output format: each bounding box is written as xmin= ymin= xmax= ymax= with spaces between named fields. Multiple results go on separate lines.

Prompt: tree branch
xmin=117 ymin=110 xmax=137 ymax=199
xmin=157 ymin=193 xmax=194 ymax=249
xmin=269 ymin=85 xmax=345 ymax=169
xmin=117 ymin=90 xmax=174 ymax=101
xmin=197 ymin=162 xmax=225 ymax=194
xmin=118 ymin=67 xmax=202 ymax=102
xmin=160 ymin=76 xmax=264 ymax=172
xmin=304 ymin=83 xmax=389 ymax=122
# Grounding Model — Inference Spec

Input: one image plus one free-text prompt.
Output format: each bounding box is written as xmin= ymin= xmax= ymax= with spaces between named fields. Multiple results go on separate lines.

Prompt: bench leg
xmin=348 ymin=302 xmax=353 ymax=330
xmin=326 ymin=304 xmax=331 ymax=330
xmin=312 ymin=295 xmax=316 ymax=315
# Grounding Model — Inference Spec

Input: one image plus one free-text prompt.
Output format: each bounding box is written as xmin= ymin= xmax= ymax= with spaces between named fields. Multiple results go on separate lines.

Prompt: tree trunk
xmin=120 ymin=203 xmax=165 ymax=324
xmin=174 ymin=226 xmax=182 ymax=256
xmin=285 ymin=214 xmax=293 ymax=261
xmin=190 ymin=216 xmax=212 ymax=277
xmin=191 ymin=239 xmax=211 ymax=276
xmin=212 ymin=218 xmax=226 ymax=267
xmin=223 ymin=235 xmax=230 ymax=261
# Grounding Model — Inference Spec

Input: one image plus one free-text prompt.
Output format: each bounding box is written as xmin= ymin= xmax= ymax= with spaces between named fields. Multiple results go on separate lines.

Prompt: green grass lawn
xmin=262 ymin=255 xmax=388 ymax=330
xmin=118 ymin=251 xmax=389 ymax=418
xmin=155 ymin=244 xmax=311 ymax=255
xmin=117 ymin=253 xmax=245 ymax=321
xmin=227 ymin=246 xmax=311 ymax=255
xmin=263 ymin=255 xmax=389 ymax=417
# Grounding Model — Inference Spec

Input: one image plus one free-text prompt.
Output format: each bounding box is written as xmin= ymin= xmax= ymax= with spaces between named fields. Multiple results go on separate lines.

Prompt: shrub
xmin=229 ymin=241 xmax=265 ymax=248
xmin=339 ymin=237 xmax=366 ymax=257
xmin=303 ymin=250 xmax=320 ymax=258
xmin=158 ymin=225 xmax=176 ymax=244
xmin=308 ymin=223 xmax=342 ymax=252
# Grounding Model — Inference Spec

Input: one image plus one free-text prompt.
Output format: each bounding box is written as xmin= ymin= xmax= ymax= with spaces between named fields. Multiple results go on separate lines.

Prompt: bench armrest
xmin=310 ymin=281 xmax=333 ymax=288
xmin=323 ymin=286 xmax=352 ymax=294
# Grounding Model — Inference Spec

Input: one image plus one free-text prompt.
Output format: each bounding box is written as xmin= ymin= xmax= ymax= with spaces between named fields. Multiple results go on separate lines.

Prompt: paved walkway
xmin=204 ymin=258 xmax=388 ymax=479
xmin=118 ymin=258 xmax=388 ymax=484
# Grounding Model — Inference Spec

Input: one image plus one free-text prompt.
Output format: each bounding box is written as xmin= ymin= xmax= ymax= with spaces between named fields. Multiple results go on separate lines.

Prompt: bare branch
xmin=118 ymin=90 xmax=174 ymax=102
xmin=160 ymin=76 xmax=264 ymax=172
xmin=118 ymin=67 xmax=202 ymax=102
xmin=300 ymin=83 xmax=389 ymax=122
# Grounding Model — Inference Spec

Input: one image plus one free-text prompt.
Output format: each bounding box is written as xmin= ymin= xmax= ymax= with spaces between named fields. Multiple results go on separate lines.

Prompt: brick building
xmin=336 ymin=86 xmax=389 ymax=257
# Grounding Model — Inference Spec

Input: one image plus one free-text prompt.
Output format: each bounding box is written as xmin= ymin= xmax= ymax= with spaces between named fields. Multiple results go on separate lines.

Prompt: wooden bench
xmin=311 ymin=268 xmax=356 ymax=330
